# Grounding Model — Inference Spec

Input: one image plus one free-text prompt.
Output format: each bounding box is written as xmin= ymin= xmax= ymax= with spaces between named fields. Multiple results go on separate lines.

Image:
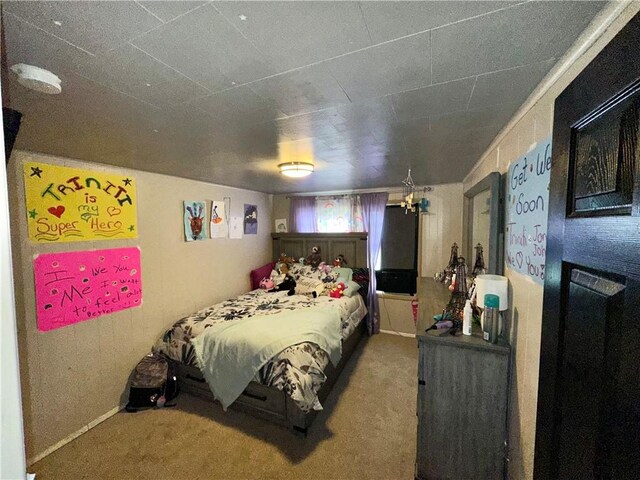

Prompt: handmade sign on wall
xmin=210 ymin=198 xmax=230 ymax=238
xmin=505 ymin=138 xmax=552 ymax=284
xmin=184 ymin=201 xmax=207 ymax=241
xmin=23 ymin=162 xmax=138 ymax=243
xmin=33 ymin=247 xmax=142 ymax=332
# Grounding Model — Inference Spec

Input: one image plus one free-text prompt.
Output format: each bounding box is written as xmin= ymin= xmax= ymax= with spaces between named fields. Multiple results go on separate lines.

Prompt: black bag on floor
xmin=125 ymin=353 xmax=178 ymax=412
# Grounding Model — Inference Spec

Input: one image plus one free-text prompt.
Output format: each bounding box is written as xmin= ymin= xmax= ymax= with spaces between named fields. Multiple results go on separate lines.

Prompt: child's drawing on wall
xmin=244 ymin=204 xmax=258 ymax=235
xmin=184 ymin=201 xmax=207 ymax=241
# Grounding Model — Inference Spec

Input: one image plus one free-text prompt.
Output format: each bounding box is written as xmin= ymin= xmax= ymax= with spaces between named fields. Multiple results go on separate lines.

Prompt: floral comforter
xmin=153 ymin=289 xmax=367 ymax=412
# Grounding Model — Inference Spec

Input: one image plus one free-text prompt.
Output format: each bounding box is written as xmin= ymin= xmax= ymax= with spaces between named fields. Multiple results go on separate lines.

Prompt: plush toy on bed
xmin=333 ymin=254 xmax=347 ymax=267
xmin=305 ymin=246 xmax=322 ymax=268
xmin=259 ymin=278 xmax=275 ymax=290
xmin=278 ymin=252 xmax=296 ymax=267
xmin=276 ymin=263 xmax=297 ymax=296
xmin=329 ymin=282 xmax=346 ymax=298
xmin=318 ymin=262 xmax=332 ymax=275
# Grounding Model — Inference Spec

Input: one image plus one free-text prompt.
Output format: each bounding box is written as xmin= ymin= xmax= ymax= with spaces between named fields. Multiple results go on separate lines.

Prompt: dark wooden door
xmin=534 ymin=14 xmax=640 ymax=479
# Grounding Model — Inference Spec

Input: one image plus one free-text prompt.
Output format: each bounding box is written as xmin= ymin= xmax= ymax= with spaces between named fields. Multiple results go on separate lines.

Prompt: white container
xmin=463 ymin=300 xmax=472 ymax=336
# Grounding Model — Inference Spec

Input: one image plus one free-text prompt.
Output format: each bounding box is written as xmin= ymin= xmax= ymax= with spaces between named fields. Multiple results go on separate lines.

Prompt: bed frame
xmin=175 ymin=232 xmax=369 ymax=435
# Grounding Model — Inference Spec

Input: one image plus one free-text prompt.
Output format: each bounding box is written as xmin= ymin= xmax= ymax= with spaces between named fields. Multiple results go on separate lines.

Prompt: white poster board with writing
xmin=505 ymin=138 xmax=552 ymax=284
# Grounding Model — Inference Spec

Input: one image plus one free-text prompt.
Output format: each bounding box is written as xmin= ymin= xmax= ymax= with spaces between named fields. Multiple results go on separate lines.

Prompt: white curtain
xmin=316 ymin=195 xmax=364 ymax=233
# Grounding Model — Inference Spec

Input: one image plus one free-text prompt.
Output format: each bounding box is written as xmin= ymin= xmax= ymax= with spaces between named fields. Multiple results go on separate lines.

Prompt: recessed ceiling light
xmin=53 ymin=20 xmax=62 ymax=26
xmin=239 ymin=14 xmax=247 ymax=21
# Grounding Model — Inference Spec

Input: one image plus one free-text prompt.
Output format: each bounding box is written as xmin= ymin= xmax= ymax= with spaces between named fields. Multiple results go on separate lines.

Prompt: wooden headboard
xmin=271 ymin=233 xmax=368 ymax=268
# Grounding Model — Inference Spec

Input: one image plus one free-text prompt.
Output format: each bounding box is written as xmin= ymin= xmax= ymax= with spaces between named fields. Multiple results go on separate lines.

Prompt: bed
xmin=153 ymin=233 xmax=369 ymax=434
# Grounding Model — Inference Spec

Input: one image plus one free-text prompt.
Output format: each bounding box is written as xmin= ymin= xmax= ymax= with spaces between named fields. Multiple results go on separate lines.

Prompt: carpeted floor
xmin=31 ymin=334 xmax=418 ymax=480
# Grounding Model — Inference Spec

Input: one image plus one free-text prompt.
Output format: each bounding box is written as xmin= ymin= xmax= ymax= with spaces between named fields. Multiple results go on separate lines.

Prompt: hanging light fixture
xmin=400 ymin=168 xmax=416 ymax=214
xmin=278 ymin=161 xmax=314 ymax=178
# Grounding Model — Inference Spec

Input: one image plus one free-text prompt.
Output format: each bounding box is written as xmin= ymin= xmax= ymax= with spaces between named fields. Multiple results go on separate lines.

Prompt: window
xmin=315 ymin=195 xmax=363 ymax=233
xmin=376 ymin=205 xmax=419 ymax=294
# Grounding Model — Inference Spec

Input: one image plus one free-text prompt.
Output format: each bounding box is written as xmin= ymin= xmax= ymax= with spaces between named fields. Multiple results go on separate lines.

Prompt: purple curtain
xmin=360 ymin=192 xmax=388 ymax=335
xmin=290 ymin=196 xmax=317 ymax=233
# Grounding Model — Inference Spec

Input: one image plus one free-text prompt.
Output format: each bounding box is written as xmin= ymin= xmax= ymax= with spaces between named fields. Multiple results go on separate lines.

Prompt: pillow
xmin=332 ymin=267 xmax=353 ymax=282
xmin=250 ymin=261 xmax=276 ymax=290
xmin=294 ymin=276 xmax=325 ymax=297
xmin=288 ymin=264 xmax=317 ymax=278
xmin=289 ymin=263 xmax=340 ymax=283
xmin=343 ymin=280 xmax=361 ymax=297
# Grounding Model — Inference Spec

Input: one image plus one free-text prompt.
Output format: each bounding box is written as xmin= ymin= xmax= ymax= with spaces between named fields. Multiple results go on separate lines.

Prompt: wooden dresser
xmin=415 ymin=279 xmax=510 ymax=480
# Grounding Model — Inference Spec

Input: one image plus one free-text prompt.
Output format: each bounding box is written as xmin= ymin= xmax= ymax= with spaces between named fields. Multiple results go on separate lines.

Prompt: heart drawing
xmin=48 ymin=206 xmax=65 ymax=218
xmin=516 ymin=251 xmax=524 ymax=269
xmin=107 ymin=206 xmax=122 ymax=217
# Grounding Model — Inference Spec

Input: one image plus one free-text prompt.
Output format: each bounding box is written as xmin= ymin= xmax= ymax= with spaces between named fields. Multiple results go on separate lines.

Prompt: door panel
xmin=556 ymin=269 xmax=626 ymax=479
xmin=571 ymin=88 xmax=638 ymax=215
xmin=535 ymin=13 xmax=640 ymax=480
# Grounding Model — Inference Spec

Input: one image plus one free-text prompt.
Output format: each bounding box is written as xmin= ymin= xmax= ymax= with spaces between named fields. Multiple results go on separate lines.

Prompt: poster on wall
xmin=505 ymin=137 xmax=552 ymax=284
xmin=184 ymin=201 xmax=207 ymax=241
xmin=210 ymin=198 xmax=230 ymax=238
xmin=33 ymin=247 xmax=142 ymax=332
xmin=23 ymin=162 xmax=138 ymax=243
xmin=243 ymin=204 xmax=258 ymax=235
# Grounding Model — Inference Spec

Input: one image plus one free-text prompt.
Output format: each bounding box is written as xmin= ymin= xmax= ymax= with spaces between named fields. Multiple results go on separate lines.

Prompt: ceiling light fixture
xmin=10 ymin=64 xmax=61 ymax=94
xmin=279 ymin=162 xmax=313 ymax=178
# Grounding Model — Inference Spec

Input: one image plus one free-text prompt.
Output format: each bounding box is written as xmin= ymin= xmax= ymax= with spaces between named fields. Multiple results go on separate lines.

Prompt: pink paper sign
xmin=34 ymin=247 xmax=142 ymax=332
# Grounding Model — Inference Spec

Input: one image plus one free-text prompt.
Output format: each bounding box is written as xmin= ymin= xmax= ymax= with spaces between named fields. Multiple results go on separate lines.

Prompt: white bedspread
xmin=191 ymin=306 xmax=342 ymax=410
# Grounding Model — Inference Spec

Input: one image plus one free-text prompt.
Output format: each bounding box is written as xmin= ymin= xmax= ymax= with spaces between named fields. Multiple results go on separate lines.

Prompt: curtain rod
xmin=285 ymin=186 xmax=433 ymax=199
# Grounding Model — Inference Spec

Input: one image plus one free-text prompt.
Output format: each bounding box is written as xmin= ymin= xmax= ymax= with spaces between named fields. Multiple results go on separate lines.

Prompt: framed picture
xmin=275 ymin=218 xmax=288 ymax=233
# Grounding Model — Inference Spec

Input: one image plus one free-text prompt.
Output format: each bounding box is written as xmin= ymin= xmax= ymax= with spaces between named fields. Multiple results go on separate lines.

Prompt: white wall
xmin=8 ymin=151 xmax=272 ymax=464
xmin=462 ymin=4 xmax=640 ymax=478
xmin=1 ymin=107 xmax=27 ymax=479
xmin=378 ymin=293 xmax=416 ymax=336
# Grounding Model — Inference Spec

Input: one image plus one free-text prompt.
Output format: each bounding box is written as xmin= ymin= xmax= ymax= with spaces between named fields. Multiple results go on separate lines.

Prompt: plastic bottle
xmin=483 ymin=294 xmax=500 ymax=344
xmin=463 ymin=300 xmax=472 ymax=336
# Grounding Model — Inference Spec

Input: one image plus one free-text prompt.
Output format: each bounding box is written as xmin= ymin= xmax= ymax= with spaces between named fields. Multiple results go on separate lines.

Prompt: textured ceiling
xmin=2 ymin=1 xmax=605 ymax=193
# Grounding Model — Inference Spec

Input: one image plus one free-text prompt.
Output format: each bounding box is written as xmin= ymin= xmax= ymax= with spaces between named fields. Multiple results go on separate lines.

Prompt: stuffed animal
xmin=277 ymin=274 xmax=297 ymax=296
xmin=278 ymin=252 xmax=296 ymax=267
xmin=276 ymin=263 xmax=297 ymax=295
xmin=259 ymin=278 xmax=275 ymax=290
xmin=318 ymin=262 xmax=332 ymax=275
xmin=333 ymin=254 xmax=347 ymax=267
xmin=305 ymin=246 xmax=322 ymax=268
xmin=329 ymin=282 xmax=346 ymax=298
